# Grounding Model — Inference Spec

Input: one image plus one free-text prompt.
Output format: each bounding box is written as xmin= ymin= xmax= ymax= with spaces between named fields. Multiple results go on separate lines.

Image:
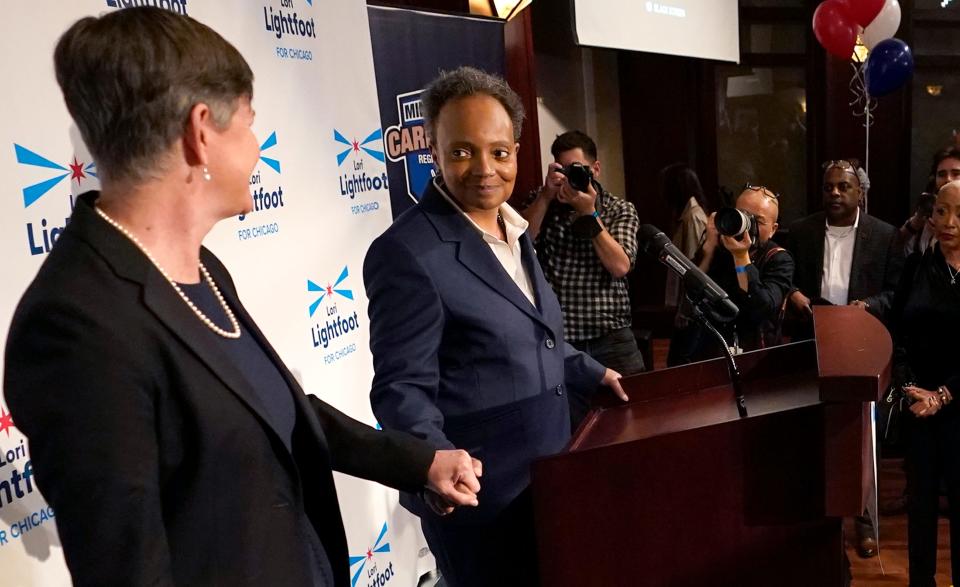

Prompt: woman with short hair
xmin=4 ymin=8 xmax=478 ymax=586
xmin=364 ymin=66 xmax=626 ymax=587
xmin=892 ymin=180 xmax=960 ymax=586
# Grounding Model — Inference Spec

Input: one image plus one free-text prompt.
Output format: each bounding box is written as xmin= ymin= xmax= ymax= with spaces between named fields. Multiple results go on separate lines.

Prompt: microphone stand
xmin=689 ymin=299 xmax=748 ymax=418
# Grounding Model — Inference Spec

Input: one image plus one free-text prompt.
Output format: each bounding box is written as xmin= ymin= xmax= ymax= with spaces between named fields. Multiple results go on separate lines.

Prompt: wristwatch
xmin=571 ymin=212 xmax=603 ymax=239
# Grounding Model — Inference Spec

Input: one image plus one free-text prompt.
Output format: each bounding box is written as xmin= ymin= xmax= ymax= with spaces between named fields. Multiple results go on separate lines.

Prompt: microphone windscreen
xmin=638 ymin=224 xmax=670 ymax=254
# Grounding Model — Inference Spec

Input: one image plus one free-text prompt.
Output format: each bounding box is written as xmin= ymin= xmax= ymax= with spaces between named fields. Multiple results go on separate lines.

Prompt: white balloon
xmin=862 ymin=0 xmax=902 ymax=50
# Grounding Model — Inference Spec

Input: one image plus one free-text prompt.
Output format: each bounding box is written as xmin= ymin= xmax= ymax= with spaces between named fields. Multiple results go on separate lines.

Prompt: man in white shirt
xmin=783 ymin=159 xmax=903 ymax=560
xmin=786 ymin=160 xmax=902 ymax=321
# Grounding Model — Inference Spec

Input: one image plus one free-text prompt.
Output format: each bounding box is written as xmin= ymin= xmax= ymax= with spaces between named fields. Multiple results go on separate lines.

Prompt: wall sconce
xmin=926 ymin=85 xmax=944 ymax=97
xmin=469 ymin=0 xmax=533 ymax=20
xmin=852 ymin=36 xmax=869 ymax=62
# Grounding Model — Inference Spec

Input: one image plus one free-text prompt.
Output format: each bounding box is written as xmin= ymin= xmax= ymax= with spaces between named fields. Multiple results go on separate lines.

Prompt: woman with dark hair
xmin=3 ymin=8 xmax=479 ymax=586
xmin=892 ymin=180 xmax=960 ymax=586
xmin=659 ymin=163 xmax=709 ymax=310
xmin=660 ymin=163 xmax=709 ymax=261
xmin=363 ymin=66 xmax=627 ymax=586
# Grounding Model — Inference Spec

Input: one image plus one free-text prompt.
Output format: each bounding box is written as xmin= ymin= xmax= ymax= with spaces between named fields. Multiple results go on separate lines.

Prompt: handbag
xmin=880 ymin=382 xmax=918 ymax=450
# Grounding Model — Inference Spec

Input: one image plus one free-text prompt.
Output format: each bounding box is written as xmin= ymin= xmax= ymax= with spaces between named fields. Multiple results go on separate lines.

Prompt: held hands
xmin=850 ymin=300 xmax=870 ymax=310
xmin=424 ymin=449 xmax=483 ymax=515
xmin=906 ymin=386 xmax=942 ymax=418
xmin=602 ymin=368 xmax=629 ymax=402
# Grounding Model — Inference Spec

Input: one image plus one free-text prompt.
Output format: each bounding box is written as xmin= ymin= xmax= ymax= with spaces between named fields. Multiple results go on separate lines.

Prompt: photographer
xmin=900 ymin=148 xmax=960 ymax=256
xmin=521 ymin=130 xmax=643 ymax=428
xmin=670 ymin=185 xmax=794 ymax=364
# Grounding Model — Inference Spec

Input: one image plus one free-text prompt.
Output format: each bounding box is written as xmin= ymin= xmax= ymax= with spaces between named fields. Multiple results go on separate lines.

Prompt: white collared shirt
xmin=435 ymin=180 xmax=537 ymax=306
xmin=821 ymin=209 xmax=860 ymax=305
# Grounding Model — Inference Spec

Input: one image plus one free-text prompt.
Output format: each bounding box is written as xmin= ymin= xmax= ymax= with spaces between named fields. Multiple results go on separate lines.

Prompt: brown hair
xmin=551 ymin=130 xmax=598 ymax=163
xmin=54 ymin=6 xmax=253 ymax=183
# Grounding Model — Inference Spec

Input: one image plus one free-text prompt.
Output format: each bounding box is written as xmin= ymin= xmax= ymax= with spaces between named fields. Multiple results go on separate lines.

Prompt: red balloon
xmin=837 ymin=0 xmax=885 ymax=28
xmin=813 ymin=0 xmax=858 ymax=60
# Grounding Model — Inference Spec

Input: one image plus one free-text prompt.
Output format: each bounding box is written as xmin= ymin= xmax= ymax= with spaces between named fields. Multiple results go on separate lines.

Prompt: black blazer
xmin=786 ymin=211 xmax=903 ymax=319
xmin=4 ymin=192 xmax=434 ymax=587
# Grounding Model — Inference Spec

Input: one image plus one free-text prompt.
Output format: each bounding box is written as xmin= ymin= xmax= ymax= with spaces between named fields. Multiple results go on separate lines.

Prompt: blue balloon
xmin=866 ymin=38 xmax=914 ymax=97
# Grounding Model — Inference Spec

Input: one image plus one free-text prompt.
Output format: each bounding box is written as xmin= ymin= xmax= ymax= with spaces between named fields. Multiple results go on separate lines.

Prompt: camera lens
xmin=715 ymin=207 xmax=751 ymax=237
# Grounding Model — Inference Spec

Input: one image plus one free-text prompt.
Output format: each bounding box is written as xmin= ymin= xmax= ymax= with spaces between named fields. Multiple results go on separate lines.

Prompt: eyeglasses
xmin=822 ymin=159 xmax=860 ymax=173
xmin=743 ymin=183 xmax=780 ymax=202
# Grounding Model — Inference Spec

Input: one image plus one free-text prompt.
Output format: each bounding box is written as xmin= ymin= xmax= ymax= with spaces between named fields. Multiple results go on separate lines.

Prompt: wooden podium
xmin=531 ymin=306 xmax=891 ymax=586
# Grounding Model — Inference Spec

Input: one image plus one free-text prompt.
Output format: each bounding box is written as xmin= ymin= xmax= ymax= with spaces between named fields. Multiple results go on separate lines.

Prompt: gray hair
xmin=54 ymin=7 xmax=253 ymax=184
xmin=421 ymin=66 xmax=525 ymax=143
xmin=854 ymin=166 xmax=870 ymax=193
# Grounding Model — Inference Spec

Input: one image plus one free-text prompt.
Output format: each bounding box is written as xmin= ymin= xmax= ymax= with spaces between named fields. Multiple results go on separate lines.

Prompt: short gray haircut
xmin=54 ymin=7 xmax=253 ymax=184
xmin=421 ymin=66 xmax=525 ymax=143
xmin=854 ymin=166 xmax=870 ymax=193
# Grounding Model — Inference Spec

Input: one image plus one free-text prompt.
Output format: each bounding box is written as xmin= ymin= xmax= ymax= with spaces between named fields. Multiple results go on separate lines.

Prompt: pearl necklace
xmin=94 ymin=205 xmax=242 ymax=339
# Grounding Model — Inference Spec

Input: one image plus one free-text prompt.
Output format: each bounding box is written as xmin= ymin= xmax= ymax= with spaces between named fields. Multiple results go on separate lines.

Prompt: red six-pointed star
xmin=69 ymin=157 xmax=87 ymax=183
xmin=352 ymin=138 xmax=360 ymax=153
xmin=0 ymin=407 xmax=15 ymax=438
xmin=326 ymin=284 xmax=334 ymax=296
xmin=366 ymin=549 xmax=373 ymax=559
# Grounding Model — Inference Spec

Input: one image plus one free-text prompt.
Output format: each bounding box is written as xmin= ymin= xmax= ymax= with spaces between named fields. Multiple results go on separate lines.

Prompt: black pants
xmin=906 ymin=404 xmax=960 ymax=586
xmin=420 ymin=490 xmax=539 ymax=587
xmin=569 ymin=326 xmax=645 ymax=429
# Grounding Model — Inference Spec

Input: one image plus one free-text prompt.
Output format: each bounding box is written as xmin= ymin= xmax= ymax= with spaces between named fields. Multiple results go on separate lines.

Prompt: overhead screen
xmin=573 ymin=0 xmax=740 ymax=63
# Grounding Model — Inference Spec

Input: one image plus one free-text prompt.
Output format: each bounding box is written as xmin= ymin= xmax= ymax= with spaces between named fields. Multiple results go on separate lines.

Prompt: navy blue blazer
xmin=364 ymin=179 xmax=604 ymax=523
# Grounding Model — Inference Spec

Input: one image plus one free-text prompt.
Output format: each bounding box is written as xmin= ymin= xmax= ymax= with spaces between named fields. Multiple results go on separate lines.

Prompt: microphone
xmin=639 ymin=224 xmax=739 ymax=323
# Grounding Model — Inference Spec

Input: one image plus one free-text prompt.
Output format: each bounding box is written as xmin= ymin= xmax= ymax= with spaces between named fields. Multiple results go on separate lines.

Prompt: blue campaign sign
xmin=367 ymin=6 xmax=505 ymax=218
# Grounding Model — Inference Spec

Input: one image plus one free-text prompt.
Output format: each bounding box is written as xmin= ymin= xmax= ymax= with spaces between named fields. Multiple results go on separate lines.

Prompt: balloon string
xmin=849 ymin=59 xmax=875 ymax=213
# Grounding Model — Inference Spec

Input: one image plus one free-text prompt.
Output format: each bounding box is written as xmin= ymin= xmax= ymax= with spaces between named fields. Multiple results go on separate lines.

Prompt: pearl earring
xmin=202 ymin=166 xmax=212 ymax=182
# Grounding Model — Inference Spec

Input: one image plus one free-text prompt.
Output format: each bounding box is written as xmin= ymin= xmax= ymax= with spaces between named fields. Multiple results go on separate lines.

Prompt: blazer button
xmin=545 ymin=338 xmax=556 ymax=349
xmin=555 ymin=385 xmax=563 ymax=396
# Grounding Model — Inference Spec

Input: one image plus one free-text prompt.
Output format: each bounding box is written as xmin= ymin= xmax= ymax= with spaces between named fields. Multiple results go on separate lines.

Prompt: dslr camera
xmin=715 ymin=207 xmax=760 ymax=246
xmin=558 ymin=162 xmax=594 ymax=193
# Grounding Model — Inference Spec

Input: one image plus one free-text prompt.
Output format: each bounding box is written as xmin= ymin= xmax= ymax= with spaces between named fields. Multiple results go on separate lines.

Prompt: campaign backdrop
xmin=0 ymin=1 xmax=429 ymax=585
xmin=368 ymin=6 xmax=505 ymax=217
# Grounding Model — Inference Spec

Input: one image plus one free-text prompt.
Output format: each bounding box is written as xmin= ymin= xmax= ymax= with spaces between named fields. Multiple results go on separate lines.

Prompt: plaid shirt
xmin=533 ymin=190 xmax=639 ymax=342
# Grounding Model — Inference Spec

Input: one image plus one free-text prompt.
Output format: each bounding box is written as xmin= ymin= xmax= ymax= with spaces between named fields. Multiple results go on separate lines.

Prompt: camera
xmin=558 ymin=162 xmax=594 ymax=193
xmin=715 ymin=207 xmax=760 ymax=245
xmin=917 ymin=192 xmax=936 ymax=219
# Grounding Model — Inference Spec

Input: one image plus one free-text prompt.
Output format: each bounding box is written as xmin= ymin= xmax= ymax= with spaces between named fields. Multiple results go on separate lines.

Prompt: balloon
xmin=837 ymin=0 xmax=885 ymax=28
xmin=813 ymin=0 xmax=858 ymax=59
xmin=862 ymin=0 xmax=902 ymax=49
xmin=865 ymin=38 xmax=914 ymax=97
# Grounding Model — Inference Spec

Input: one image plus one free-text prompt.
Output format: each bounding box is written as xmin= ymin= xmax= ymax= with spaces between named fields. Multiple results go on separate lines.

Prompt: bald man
xmin=668 ymin=186 xmax=795 ymax=364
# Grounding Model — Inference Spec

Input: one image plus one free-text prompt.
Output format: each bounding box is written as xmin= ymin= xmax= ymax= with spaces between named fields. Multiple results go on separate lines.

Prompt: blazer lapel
xmin=420 ymin=182 xmax=554 ymax=333
xmin=207 ymin=264 xmax=332 ymax=457
xmin=848 ymin=214 xmax=871 ymax=300
xmin=70 ymin=192 xmax=301 ymax=456
xmin=141 ymin=272 xmax=296 ymax=451
xmin=812 ymin=216 xmax=826 ymax=298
